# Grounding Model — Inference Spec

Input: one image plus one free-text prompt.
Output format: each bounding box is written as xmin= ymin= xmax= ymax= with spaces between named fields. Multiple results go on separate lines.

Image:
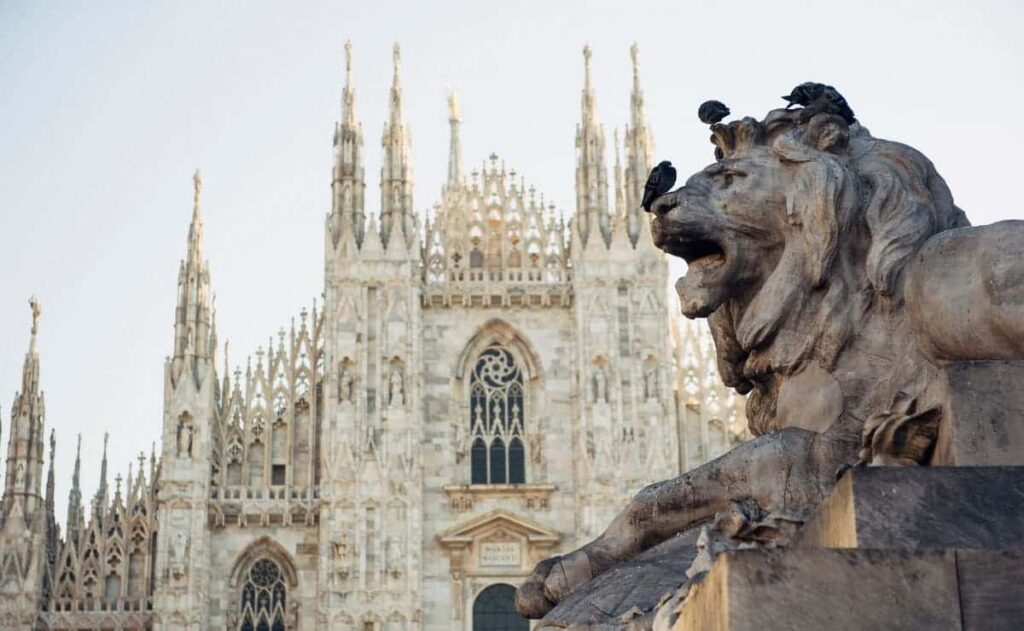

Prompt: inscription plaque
xmin=480 ymin=542 xmax=521 ymax=567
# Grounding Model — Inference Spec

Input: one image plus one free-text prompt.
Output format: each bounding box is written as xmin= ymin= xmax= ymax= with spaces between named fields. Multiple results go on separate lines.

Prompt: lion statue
xmin=516 ymin=85 xmax=1024 ymax=620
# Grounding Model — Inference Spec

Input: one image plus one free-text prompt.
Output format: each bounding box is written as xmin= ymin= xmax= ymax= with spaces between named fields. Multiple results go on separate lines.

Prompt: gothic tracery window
xmin=470 ymin=346 xmax=526 ymax=484
xmin=238 ymin=558 xmax=287 ymax=631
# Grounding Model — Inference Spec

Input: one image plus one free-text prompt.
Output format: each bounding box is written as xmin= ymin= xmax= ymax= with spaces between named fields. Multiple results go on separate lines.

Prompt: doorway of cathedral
xmin=472 ymin=583 xmax=528 ymax=630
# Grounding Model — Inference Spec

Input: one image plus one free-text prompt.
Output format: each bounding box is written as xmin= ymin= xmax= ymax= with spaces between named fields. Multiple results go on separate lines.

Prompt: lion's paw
xmin=515 ymin=551 xmax=595 ymax=618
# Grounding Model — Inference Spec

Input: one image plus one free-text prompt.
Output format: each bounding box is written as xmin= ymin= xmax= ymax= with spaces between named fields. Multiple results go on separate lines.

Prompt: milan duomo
xmin=0 ymin=43 xmax=747 ymax=631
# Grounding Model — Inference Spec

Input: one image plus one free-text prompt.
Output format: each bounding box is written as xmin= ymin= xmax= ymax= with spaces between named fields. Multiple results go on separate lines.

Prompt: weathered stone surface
xmin=537 ymin=529 xmax=701 ymax=629
xmin=672 ymin=548 xmax=961 ymax=631
xmin=932 ymin=361 xmax=1024 ymax=466
xmin=957 ymin=548 xmax=1024 ymax=631
xmin=800 ymin=466 xmax=1024 ymax=550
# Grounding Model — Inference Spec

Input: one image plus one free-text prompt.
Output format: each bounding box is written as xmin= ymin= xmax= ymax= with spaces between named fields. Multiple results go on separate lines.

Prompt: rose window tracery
xmin=470 ymin=346 xmax=526 ymax=484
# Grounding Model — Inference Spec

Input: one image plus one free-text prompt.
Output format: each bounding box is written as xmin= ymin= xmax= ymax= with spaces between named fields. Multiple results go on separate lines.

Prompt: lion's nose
xmin=651 ymin=196 xmax=679 ymax=217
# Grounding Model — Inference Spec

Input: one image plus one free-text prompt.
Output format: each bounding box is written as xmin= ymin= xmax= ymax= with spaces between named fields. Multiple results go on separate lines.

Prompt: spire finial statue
xmin=29 ymin=296 xmax=41 ymax=337
xmin=392 ymin=42 xmax=401 ymax=82
xmin=630 ymin=42 xmax=639 ymax=78
xmin=192 ymin=169 xmax=202 ymax=220
xmin=344 ymin=39 xmax=353 ymax=82
xmin=583 ymin=44 xmax=593 ymax=90
xmin=448 ymin=91 xmax=460 ymax=122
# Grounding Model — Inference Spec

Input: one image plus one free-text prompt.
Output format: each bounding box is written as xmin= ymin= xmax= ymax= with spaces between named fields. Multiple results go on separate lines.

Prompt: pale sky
xmin=2 ymin=0 xmax=1022 ymax=528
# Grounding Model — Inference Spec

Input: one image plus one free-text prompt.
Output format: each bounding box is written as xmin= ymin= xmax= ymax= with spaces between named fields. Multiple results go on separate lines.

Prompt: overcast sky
xmin=1 ymin=0 xmax=1022 ymax=528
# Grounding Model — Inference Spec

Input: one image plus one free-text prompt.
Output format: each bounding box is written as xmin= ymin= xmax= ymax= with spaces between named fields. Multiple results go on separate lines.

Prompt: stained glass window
xmin=238 ymin=558 xmax=287 ymax=631
xmin=470 ymin=346 xmax=525 ymax=484
xmin=473 ymin=584 xmax=528 ymax=630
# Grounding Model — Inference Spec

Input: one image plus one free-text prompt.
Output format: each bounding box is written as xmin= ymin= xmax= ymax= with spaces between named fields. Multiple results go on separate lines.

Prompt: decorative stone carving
xmin=642 ymin=364 xmax=658 ymax=401
xmin=169 ymin=532 xmax=189 ymax=582
xmin=388 ymin=365 xmax=405 ymax=407
xmin=527 ymin=431 xmax=543 ymax=466
xmin=338 ymin=358 xmax=355 ymax=402
xmin=592 ymin=367 xmax=608 ymax=404
xmin=176 ymin=415 xmax=193 ymax=457
xmin=443 ymin=484 xmax=555 ymax=514
xmin=516 ymin=83 xmax=1024 ymax=619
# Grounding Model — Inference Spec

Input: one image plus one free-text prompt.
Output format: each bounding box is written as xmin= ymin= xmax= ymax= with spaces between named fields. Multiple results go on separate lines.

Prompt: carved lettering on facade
xmin=479 ymin=542 xmax=520 ymax=567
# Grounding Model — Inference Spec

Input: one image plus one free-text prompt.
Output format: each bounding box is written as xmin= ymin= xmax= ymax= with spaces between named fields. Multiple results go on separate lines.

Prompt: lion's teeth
xmin=687 ymin=253 xmax=726 ymax=271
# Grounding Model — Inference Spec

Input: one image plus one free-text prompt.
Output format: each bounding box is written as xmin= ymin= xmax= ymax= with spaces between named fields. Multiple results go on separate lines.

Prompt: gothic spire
xmin=331 ymin=40 xmax=366 ymax=249
xmin=343 ymin=40 xmax=357 ymax=128
xmin=575 ymin=44 xmax=610 ymax=248
xmin=390 ymin=42 xmax=403 ymax=124
xmin=582 ymin=44 xmax=596 ymax=124
xmin=44 ymin=429 xmax=55 ymax=520
xmin=188 ymin=170 xmax=204 ymax=268
xmin=44 ymin=428 xmax=58 ymax=582
xmin=23 ymin=296 xmax=41 ymax=395
xmin=380 ymin=42 xmax=414 ymax=250
xmin=624 ymin=43 xmax=654 ymax=246
xmin=66 ymin=434 xmax=83 ymax=545
xmin=92 ymin=431 xmax=109 ymax=517
xmin=173 ymin=170 xmax=214 ymax=373
xmin=3 ymin=297 xmax=46 ymax=518
xmin=614 ymin=128 xmax=625 ymax=221
xmin=445 ymin=91 xmax=464 ymax=191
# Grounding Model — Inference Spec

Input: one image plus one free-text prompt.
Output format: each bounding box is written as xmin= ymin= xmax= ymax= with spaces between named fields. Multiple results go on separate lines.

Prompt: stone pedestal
xmin=799 ymin=466 xmax=1024 ymax=550
xmin=673 ymin=547 xmax=1024 ymax=631
xmin=674 ymin=548 xmax=961 ymax=631
xmin=933 ymin=360 xmax=1024 ymax=465
xmin=670 ymin=466 xmax=1024 ymax=631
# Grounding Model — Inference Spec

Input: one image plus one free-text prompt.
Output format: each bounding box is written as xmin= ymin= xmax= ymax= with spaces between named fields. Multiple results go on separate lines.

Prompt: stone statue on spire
xmin=193 ymin=169 xmax=202 ymax=211
xmin=448 ymin=91 xmax=460 ymax=121
xmin=29 ymin=296 xmax=40 ymax=336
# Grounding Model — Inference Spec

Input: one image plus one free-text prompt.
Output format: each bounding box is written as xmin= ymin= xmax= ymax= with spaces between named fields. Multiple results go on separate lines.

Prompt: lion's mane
xmin=709 ymin=111 xmax=970 ymax=436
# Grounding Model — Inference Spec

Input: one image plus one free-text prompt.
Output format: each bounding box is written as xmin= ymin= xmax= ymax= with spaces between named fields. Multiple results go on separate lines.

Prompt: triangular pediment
xmin=436 ymin=508 xmax=560 ymax=547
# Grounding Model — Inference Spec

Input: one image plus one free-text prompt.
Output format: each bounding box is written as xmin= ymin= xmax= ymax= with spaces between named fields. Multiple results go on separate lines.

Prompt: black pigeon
xmin=781 ymin=82 xmax=855 ymax=124
xmin=642 ymin=161 xmax=676 ymax=212
xmin=698 ymin=100 xmax=730 ymax=125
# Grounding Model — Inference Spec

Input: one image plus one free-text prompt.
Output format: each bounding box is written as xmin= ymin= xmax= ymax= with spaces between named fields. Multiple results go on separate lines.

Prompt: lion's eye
xmin=720 ymin=170 xmax=745 ymax=189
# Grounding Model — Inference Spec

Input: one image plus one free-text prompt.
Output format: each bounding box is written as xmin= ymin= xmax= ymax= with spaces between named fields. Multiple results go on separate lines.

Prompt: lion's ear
xmin=804 ymin=114 xmax=850 ymax=153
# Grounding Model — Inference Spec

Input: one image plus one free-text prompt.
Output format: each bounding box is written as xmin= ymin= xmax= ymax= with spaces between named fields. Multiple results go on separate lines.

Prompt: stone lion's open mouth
xmin=665 ymin=236 xmax=726 ymax=270
xmin=651 ymin=212 xmax=734 ymax=318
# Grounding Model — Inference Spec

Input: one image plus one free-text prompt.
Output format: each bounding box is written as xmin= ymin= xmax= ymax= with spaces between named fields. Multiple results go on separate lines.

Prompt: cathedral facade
xmin=0 ymin=43 xmax=747 ymax=631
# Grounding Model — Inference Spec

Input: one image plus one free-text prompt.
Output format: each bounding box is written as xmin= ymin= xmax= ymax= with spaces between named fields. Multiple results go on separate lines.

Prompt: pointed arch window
xmin=238 ymin=558 xmax=287 ymax=631
xmin=470 ymin=346 xmax=526 ymax=484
